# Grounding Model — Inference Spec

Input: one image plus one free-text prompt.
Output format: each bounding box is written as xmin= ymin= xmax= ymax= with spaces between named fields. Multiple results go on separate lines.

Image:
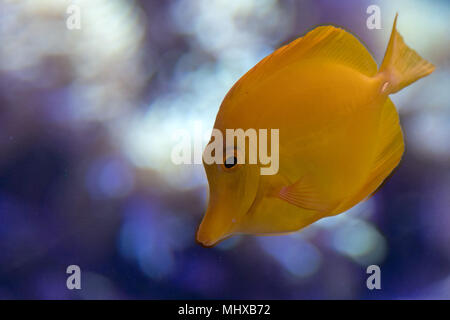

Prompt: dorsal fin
xmin=296 ymin=26 xmax=378 ymax=76
xmin=227 ymin=25 xmax=378 ymax=99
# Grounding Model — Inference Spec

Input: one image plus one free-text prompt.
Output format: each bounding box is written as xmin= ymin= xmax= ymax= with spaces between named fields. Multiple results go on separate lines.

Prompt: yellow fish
xmin=197 ymin=15 xmax=434 ymax=247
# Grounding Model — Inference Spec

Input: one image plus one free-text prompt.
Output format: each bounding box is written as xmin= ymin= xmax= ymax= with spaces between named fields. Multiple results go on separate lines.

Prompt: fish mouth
xmin=196 ymin=232 xmax=227 ymax=248
xmin=196 ymin=223 xmax=233 ymax=248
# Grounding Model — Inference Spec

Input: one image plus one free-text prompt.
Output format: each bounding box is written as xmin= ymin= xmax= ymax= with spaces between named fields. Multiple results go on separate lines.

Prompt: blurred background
xmin=0 ymin=0 xmax=448 ymax=299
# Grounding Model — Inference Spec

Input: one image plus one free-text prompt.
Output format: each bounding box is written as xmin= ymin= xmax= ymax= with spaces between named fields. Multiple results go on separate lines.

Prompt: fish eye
xmin=223 ymin=156 xmax=238 ymax=170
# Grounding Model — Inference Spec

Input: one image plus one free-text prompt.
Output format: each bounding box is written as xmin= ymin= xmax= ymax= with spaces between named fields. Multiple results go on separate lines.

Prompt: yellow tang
xmin=197 ymin=15 xmax=434 ymax=247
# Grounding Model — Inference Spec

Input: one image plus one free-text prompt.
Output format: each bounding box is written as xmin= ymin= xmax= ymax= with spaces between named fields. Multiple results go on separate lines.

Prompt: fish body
xmin=197 ymin=15 xmax=434 ymax=247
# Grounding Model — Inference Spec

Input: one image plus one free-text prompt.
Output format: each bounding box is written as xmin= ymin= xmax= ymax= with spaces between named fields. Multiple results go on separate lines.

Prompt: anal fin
xmin=335 ymin=97 xmax=404 ymax=213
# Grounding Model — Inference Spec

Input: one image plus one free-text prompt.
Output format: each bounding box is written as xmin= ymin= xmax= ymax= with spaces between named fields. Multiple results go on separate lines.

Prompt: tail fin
xmin=379 ymin=14 xmax=435 ymax=94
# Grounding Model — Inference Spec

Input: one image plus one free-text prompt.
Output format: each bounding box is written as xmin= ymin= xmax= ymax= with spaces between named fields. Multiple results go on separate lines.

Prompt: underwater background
xmin=0 ymin=0 xmax=448 ymax=299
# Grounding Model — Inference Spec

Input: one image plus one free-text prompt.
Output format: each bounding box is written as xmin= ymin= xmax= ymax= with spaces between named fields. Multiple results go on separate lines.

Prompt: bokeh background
xmin=0 ymin=0 xmax=448 ymax=299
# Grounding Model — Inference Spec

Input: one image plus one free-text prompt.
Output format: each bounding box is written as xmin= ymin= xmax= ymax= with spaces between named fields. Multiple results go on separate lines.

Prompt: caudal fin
xmin=379 ymin=14 xmax=435 ymax=94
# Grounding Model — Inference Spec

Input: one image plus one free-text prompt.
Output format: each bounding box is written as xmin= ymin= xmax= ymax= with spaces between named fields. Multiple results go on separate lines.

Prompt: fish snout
xmin=196 ymin=207 xmax=237 ymax=247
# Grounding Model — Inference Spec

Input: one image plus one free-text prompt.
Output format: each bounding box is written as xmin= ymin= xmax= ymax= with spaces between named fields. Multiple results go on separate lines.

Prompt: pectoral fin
xmin=278 ymin=176 xmax=335 ymax=213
